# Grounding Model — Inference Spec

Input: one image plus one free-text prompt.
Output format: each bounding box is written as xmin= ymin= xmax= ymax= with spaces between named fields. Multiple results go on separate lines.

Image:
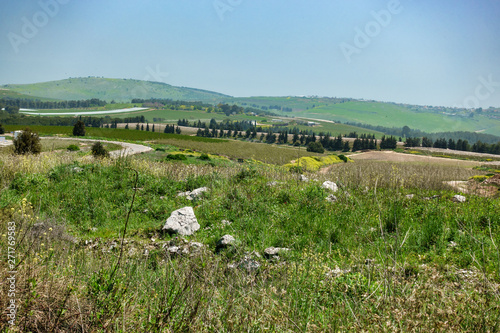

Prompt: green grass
xmin=0 ymin=151 xmax=498 ymax=331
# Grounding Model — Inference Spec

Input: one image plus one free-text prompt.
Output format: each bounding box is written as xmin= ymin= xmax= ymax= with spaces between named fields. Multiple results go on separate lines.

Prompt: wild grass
xmin=0 ymin=147 xmax=499 ymax=331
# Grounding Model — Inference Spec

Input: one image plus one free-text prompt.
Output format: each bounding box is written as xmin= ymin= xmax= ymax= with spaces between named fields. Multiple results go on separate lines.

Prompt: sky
xmin=1 ymin=0 xmax=500 ymax=108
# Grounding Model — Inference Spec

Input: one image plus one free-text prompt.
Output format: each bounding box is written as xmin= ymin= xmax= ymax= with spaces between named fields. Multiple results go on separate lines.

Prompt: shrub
xmin=13 ymin=127 xmax=42 ymax=155
xmin=165 ymin=154 xmax=187 ymax=161
xmin=197 ymin=153 xmax=211 ymax=161
xmin=73 ymin=120 xmax=86 ymax=136
xmin=67 ymin=144 xmax=80 ymax=151
xmin=91 ymin=141 xmax=110 ymax=158
xmin=338 ymin=154 xmax=348 ymax=163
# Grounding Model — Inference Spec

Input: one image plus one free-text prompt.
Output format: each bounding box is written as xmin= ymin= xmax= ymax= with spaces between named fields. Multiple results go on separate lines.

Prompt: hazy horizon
xmin=1 ymin=0 xmax=499 ymax=108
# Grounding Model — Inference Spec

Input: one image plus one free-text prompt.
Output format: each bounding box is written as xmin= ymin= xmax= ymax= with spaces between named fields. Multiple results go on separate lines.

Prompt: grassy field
xmin=0 ymin=139 xmax=498 ymax=331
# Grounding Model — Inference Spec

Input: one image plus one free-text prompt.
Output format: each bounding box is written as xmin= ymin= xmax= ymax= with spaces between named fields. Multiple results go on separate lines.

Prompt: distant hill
xmin=1 ymin=77 xmax=231 ymax=103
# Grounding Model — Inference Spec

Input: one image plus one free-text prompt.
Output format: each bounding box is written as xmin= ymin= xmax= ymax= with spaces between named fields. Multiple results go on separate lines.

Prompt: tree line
xmin=405 ymin=136 xmax=500 ymax=155
xmin=0 ymin=98 xmax=107 ymax=110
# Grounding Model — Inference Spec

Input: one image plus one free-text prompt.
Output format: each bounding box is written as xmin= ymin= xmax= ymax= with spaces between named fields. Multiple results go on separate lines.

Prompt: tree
xmin=0 ymin=123 xmax=4 ymax=135
xmin=306 ymin=141 xmax=324 ymax=153
xmin=91 ymin=141 xmax=110 ymax=158
xmin=13 ymin=128 xmax=42 ymax=155
xmin=72 ymin=120 xmax=86 ymax=136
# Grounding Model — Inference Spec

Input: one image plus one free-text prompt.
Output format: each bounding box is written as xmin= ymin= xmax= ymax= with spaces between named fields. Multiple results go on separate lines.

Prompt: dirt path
xmin=41 ymin=137 xmax=153 ymax=157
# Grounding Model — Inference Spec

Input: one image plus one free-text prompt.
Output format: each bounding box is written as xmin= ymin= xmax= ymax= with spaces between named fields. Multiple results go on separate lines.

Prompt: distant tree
xmin=401 ymin=125 xmax=411 ymax=138
xmin=422 ymin=137 xmax=433 ymax=147
xmin=146 ymin=123 xmax=150 ymax=131
xmin=13 ymin=128 xmax=42 ymax=155
xmin=307 ymin=141 xmax=324 ymax=153
xmin=91 ymin=141 xmax=110 ymax=158
xmin=125 ymin=123 xmax=129 ymax=129
xmin=72 ymin=120 xmax=86 ymax=136
xmin=141 ymin=124 xmax=144 ymax=131
xmin=342 ymin=141 xmax=350 ymax=152
xmin=135 ymin=123 xmax=140 ymax=130
xmin=0 ymin=123 xmax=4 ymax=135
xmin=175 ymin=126 xmax=181 ymax=134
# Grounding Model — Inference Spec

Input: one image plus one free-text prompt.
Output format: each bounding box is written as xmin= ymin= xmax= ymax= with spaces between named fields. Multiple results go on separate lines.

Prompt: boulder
xmin=452 ymin=195 xmax=466 ymax=203
xmin=322 ymin=181 xmax=338 ymax=192
xmin=162 ymin=207 xmax=200 ymax=236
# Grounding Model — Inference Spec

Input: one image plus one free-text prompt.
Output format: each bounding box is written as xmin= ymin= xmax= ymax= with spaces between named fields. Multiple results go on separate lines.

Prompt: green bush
xmin=165 ymin=154 xmax=187 ymax=161
xmin=67 ymin=144 xmax=80 ymax=151
xmin=197 ymin=153 xmax=211 ymax=161
xmin=338 ymin=154 xmax=348 ymax=163
xmin=91 ymin=141 xmax=110 ymax=158
xmin=13 ymin=127 xmax=42 ymax=155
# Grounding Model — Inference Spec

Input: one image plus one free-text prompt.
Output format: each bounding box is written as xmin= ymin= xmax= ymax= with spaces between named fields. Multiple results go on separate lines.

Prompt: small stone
xmin=405 ymin=194 xmax=415 ymax=200
xmin=238 ymin=258 xmax=261 ymax=271
xmin=322 ymin=181 xmax=338 ymax=192
xmin=300 ymin=175 xmax=309 ymax=182
xmin=452 ymin=195 xmax=466 ymax=203
xmin=217 ymin=235 xmax=236 ymax=249
xmin=264 ymin=247 xmax=291 ymax=259
xmin=221 ymin=220 xmax=232 ymax=226
xmin=326 ymin=194 xmax=337 ymax=202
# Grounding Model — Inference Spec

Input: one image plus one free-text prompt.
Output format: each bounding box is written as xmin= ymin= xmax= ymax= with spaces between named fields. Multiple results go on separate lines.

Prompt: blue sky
xmin=1 ymin=0 xmax=499 ymax=108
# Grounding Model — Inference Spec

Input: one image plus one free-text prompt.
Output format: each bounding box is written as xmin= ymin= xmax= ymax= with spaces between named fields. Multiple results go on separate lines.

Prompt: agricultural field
xmin=0 ymin=126 xmax=499 ymax=331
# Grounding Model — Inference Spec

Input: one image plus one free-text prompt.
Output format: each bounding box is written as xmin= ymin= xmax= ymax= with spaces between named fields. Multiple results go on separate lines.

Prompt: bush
xmin=91 ymin=141 xmax=110 ymax=158
xmin=165 ymin=154 xmax=187 ymax=161
xmin=306 ymin=141 xmax=324 ymax=153
xmin=67 ymin=144 xmax=80 ymax=151
xmin=338 ymin=154 xmax=348 ymax=163
xmin=13 ymin=127 xmax=42 ymax=155
xmin=197 ymin=153 xmax=211 ymax=161
xmin=73 ymin=120 xmax=86 ymax=136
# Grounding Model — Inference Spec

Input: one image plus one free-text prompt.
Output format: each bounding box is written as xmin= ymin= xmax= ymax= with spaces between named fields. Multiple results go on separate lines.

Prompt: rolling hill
xmin=1 ymin=77 xmax=230 ymax=103
xmin=2 ymin=77 xmax=500 ymax=137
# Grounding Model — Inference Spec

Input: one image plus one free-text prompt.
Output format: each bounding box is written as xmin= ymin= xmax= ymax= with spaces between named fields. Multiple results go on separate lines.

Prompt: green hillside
xmin=2 ymin=77 xmax=230 ymax=103
xmin=230 ymin=97 xmax=500 ymax=136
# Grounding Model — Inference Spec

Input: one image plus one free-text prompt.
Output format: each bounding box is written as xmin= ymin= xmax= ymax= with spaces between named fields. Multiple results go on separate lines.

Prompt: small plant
xmin=13 ymin=127 xmax=42 ymax=155
xmin=72 ymin=120 xmax=86 ymax=136
xmin=67 ymin=144 xmax=80 ymax=151
xmin=338 ymin=154 xmax=348 ymax=163
xmin=91 ymin=141 xmax=110 ymax=158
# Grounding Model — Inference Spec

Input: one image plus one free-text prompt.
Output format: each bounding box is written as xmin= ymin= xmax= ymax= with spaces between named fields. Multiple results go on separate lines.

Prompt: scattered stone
xmin=322 ymin=181 xmax=338 ymax=192
xmin=217 ymin=235 xmax=236 ymax=249
xmin=449 ymin=241 xmax=458 ymax=248
xmin=423 ymin=195 xmax=441 ymax=200
xmin=177 ymin=187 xmax=209 ymax=201
xmin=405 ymin=194 xmax=415 ymax=200
xmin=300 ymin=175 xmax=309 ymax=182
xmin=326 ymin=194 xmax=338 ymax=203
xmin=162 ymin=207 xmax=200 ymax=236
xmin=108 ymin=241 xmax=118 ymax=251
xmin=72 ymin=167 xmax=84 ymax=173
xmin=452 ymin=195 xmax=466 ymax=203
xmin=221 ymin=219 xmax=232 ymax=226
xmin=264 ymin=247 xmax=291 ymax=259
